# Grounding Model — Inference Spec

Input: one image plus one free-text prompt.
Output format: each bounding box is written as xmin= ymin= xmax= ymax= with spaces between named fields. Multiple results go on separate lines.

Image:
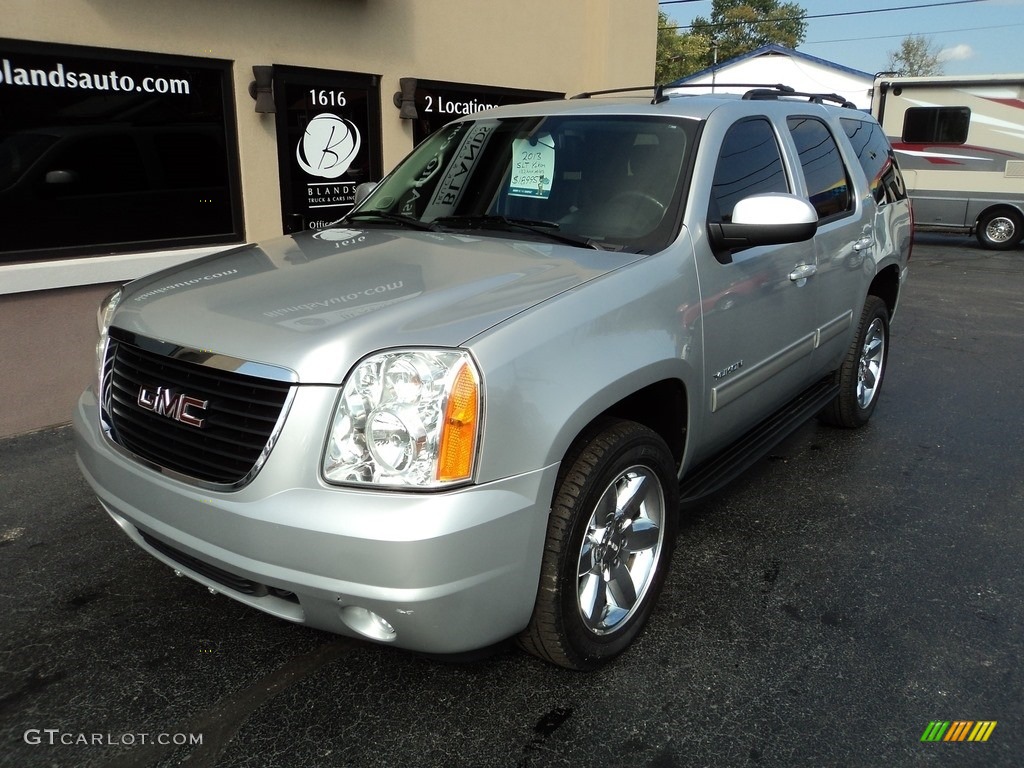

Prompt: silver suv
xmin=74 ymin=86 xmax=912 ymax=670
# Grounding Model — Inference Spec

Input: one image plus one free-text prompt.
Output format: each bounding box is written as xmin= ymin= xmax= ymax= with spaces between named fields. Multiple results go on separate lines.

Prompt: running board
xmin=679 ymin=377 xmax=839 ymax=504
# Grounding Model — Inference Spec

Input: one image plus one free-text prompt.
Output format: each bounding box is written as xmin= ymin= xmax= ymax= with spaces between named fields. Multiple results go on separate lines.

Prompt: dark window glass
xmin=903 ymin=106 xmax=970 ymax=144
xmin=355 ymin=115 xmax=695 ymax=254
xmin=787 ymin=116 xmax=852 ymax=220
xmin=0 ymin=40 xmax=242 ymax=262
xmin=841 ymin=117 xmax=907 ymax=205
xmin=709 ymin=118 xmax=788 ymax=222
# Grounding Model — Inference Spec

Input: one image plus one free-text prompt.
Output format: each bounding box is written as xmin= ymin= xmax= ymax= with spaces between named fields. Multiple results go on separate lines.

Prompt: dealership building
xmin=0 ymin=0 xmax=656 ymax=437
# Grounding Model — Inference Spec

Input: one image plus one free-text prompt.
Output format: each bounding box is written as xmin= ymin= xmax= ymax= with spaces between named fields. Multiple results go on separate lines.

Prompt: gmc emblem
xmin=137 ymin=386 xmax=209 ymax=428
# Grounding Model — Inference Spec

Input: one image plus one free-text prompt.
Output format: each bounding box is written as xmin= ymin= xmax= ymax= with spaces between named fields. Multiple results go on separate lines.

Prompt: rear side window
xmin=709 ymin=117 xmax=788 ymax=222
xmin=841 ymin=118 xmax=907 ymax=205
xmin=787 ymin=117 xmax=852 ymax=221
xmin=903 ymin=106 xmax=970 ymax=144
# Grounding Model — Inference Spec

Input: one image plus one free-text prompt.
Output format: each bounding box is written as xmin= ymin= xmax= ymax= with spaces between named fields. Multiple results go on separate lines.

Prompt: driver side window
xmin=709 ymin=118 xmax=789 ymax=225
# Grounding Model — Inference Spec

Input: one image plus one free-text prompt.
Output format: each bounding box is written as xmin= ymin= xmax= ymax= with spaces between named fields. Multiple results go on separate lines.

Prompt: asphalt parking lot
xmin=1 ymin=234 xmax=1022 ymax=768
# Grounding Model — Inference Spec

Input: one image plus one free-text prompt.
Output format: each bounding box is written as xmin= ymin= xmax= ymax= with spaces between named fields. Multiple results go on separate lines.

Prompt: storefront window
xmin=0 ymin=39 xmax=242 ymax=263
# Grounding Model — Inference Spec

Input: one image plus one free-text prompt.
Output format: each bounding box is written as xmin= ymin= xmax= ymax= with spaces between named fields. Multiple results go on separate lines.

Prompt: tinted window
xmin=787 ymin=117 xmax=852 ymax=220
xmin=903 ymin=106 xmax=970 ymax=143
xmin=709 ymin=118 xmax=788 ymax=222
xmin=0 ymin=40 xmax=242 ymax=263
xmin=841 ymin=117 xmax=907 ymax=205
xmin=355 ymin=115 xmax=695 ymax=254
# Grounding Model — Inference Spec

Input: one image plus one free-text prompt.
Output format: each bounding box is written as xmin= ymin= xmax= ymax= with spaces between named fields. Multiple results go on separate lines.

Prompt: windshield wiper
xmin=343 ymin=210 xmax=440 ymax=232
xmin=432 ymin=214 xmax=605 ymax=250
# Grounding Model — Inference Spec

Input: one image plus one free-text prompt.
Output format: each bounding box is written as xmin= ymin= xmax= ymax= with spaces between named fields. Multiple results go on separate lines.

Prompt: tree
xmin=656 ymin=11 xmax=711 ymax=83
xmin=886 ymin=35 xmax=944 ymax=77
xmin=688 ymin=0 xmax=808 ymax=69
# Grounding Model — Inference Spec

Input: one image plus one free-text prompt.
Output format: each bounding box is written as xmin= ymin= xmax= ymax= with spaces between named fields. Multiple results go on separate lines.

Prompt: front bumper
xmin=73 ymin=385 xmax=557 ymax=654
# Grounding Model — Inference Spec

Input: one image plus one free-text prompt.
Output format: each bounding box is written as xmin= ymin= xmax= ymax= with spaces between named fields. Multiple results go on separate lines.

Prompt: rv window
xmin=903 ymin=107 xmax=970 ymax=144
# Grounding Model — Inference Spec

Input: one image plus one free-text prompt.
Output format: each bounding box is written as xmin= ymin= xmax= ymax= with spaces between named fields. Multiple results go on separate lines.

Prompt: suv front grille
xmin=101 ymin=330 xmax=293 ymax=486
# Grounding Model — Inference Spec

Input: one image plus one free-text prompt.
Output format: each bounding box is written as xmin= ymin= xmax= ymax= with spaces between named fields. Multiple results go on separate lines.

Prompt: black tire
xmin=820 ymin=295 xmax=889 ymax=428
xmin=976 ymin=208 xmax=1024 ymax=250
xmin=518 ymin=419 xmax=678 ymax=670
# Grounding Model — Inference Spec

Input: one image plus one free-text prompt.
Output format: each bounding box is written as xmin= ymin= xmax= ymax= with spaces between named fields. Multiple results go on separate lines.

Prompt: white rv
xmin=872 ymin=73 xmax=1024 ymax=249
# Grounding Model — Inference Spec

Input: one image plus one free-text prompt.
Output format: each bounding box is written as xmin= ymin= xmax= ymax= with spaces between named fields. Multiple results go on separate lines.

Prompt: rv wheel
xmin=976 ymin=208 xmax=1024 ymax=250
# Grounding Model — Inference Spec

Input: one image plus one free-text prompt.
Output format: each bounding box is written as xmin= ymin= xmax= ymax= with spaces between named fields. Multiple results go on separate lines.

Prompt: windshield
xmin=349 ymin=114 xmax=695 ymax=253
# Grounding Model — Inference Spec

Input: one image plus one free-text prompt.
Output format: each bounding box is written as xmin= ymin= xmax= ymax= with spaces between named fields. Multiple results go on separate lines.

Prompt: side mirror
xmin=709 ymin=193 xmax=818 ymax=251
xmin=353 ymin=181 xmax=378 ymax=207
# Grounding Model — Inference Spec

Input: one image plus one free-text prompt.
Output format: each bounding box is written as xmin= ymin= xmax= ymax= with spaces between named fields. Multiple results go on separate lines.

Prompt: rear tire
xmin=518 ymin=419 xmax=678 ymax=670
xmin=976 ymin=208 xmax=1024 ymax=250
xmin=820 ymin=295 xmax=889 ymax=428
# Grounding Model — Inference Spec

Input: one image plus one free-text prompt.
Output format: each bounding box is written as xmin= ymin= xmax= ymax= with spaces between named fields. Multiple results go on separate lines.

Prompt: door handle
xmin=853 ymin=235 xmax=873 ymax=252
xmin=789 ymin=264 xmax=817 ymax=282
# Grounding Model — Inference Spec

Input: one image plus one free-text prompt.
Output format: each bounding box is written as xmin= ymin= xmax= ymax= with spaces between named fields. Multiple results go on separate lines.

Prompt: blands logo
xmin=920 ymin=720 xmax=997 ymax=742
xmin=297 ymin=113 xmax=361 ymax=179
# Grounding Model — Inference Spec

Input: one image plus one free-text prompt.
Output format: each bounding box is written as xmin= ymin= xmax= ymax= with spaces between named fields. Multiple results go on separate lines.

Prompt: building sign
xmin=273 ymin=66 xmax=382 ymax=233
xmin=406 ymin=80 xmax=562 ymax=145
xmin=0 ymin=38 xmax=242 ymax=262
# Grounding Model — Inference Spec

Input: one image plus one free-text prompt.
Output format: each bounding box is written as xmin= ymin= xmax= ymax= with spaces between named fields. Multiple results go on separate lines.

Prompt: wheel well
xmin=868 ymin=265 xmax=901 ymax=318
xmin=594 ymin=379 xmax=687 ymax=466
xmin=975 ymin=204 xmax=1024 ymax=230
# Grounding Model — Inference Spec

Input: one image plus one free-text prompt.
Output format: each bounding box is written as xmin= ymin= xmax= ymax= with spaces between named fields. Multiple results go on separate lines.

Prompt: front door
xmin=695 ymin=116 xmax=819 ymax=447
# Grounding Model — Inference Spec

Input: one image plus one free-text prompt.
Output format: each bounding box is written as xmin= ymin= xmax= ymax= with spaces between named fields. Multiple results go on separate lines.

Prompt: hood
xmin=114 ymin=227 xmax=637 ymax=383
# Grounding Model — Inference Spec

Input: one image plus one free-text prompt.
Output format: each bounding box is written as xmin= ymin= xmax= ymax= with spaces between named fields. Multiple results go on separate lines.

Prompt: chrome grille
xmin=101 ymin=329 xmax=293 ymax=486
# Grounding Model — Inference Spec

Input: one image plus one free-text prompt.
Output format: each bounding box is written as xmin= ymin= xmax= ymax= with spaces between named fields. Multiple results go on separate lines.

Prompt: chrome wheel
xmin=577 ymin=466 xmax=666 ymax=635
xmin=519 ymin=419 xmax=678 ymax=669
xmin=820 ymin=295 xmax=889 ymax=429
xmin=983 ymin=215 xmax=1015 ymax=245
xmin=977 ymin=209 xmax=1024 ymax=250
xmin=856 ymin=318 xmax=886 ymax=410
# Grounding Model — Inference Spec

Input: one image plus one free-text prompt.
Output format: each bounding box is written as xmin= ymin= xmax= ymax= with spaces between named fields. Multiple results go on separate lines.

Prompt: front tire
xmin=519 ymin=419 xmax=678 ymax=670
xmin=821 ymin=295 xmax=889 ymax=428
xmin=976 ymin=208 xmax=1024 ymax=250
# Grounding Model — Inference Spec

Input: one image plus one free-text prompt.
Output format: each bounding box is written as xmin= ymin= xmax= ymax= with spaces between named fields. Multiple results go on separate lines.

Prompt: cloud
xmin=938 ymin=44 xmax=974 ymax=62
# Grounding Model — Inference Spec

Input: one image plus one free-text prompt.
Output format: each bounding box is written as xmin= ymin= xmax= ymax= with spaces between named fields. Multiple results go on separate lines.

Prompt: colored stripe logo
xmin=921 ymin=721 xmax=997 ymax=742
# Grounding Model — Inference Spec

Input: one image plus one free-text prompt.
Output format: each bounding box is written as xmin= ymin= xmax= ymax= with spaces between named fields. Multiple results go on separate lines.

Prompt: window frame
xmin=0 ymin=37 xmax=244 ymax=265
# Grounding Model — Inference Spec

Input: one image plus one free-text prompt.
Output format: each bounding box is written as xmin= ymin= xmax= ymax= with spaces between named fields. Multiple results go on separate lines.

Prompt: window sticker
xmin=510 ymin=134 xmax=555 ymax=199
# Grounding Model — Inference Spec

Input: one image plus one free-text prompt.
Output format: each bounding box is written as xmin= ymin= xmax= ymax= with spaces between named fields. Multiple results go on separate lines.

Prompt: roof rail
xmin=570 ymin=82 xmax=795 ymax=105
xmin=664 ymin=82 xmax=796 ymax=94
xmin=741 ymin=86 xmax=857 ymax=108
xmin=568 ymin=83 xmax=857 ymax=109
xmin=569 ymin=85 xmax=670 ymax=105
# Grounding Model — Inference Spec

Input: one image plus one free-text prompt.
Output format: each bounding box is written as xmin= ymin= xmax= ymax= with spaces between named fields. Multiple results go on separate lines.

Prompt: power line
xmin=801 ymin=20 xmax=1024 ymax=47
xmin=659 ymin=0 xmax=991 ymax=32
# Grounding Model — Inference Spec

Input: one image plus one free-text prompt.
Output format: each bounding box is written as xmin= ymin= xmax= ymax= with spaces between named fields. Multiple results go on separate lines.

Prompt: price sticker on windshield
xmin=510 ymin=135 xmax=555 ymax=199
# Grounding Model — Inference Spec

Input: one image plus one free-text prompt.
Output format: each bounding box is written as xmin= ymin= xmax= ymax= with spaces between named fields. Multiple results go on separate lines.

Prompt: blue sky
xmin=660 ymin=0 xmax=1024 ymax=76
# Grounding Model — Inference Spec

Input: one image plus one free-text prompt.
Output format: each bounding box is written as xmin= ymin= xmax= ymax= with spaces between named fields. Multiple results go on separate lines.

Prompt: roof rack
xmin=569 ymin=83 xmax=857 ymax=109
xmin=741 ymin=86 xmax=857 ymax=108
xmin=569 ymin=85 xmax=665 ymax=104
xmin=571 ymin=82 xmax=796 ymax=105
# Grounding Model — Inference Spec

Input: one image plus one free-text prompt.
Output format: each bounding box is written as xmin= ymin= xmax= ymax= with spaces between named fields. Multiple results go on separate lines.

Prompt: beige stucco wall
xmin=0 ymin=0 xmax=657 ymax=437
xmin=2 ymin=0 xmax=656 ymax=245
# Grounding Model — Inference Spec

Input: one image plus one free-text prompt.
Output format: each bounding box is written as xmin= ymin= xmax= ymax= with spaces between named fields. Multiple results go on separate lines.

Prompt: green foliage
xmin=886 ymin=35 xmax=944 ymax=77
xmin=658 ymin=0 xmax=807 ymax=80
xmin=656 ymin=11 xmax=710 ymax=83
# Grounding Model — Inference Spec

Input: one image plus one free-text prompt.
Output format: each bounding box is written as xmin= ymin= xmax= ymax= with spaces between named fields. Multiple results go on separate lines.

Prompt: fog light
xmin=340 ymin=605 xmax=397 ymax=643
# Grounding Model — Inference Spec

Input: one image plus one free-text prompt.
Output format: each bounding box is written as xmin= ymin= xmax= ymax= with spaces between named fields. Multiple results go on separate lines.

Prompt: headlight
xmin=95 ymin=287 xmax=122 ymax=374
xmin=323 ymin=349 xmax=481 ymax=488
